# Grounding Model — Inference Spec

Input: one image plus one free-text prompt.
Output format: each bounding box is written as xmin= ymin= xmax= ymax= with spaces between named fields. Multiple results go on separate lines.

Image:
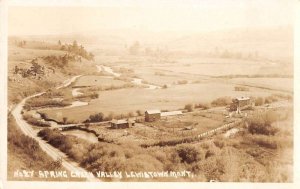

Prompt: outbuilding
xmin=110 ymin=119 xmax=135 ymax=129
xmin=230 ymin=96 xmax=252 ymax=113
xmin=145 ymin=109 xmax=161 ymax=122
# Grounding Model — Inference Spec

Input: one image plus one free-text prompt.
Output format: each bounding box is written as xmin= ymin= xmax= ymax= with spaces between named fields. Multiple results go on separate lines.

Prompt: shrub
xmin=85 ymin=112 xmax=105 ymax=123
xmin=184 ymin=104 xmax=194 ymax=112
xmin=23 ymin=114 xmax=51 ymax=127
xmin=155 ymin=71 xmax=166 ymax=76
xmin=247 ymin=111 xmax=279 ymax=135
xmin=177 ymin=80 xmax=188 ymax=85
xmin=175 ymin=145 xmax=202 ymax=164
xmin=254 ymin=97 xmax=264 ymax=106
xmin=136 ymin=110 xmax=143 ymax=116
xmin=248 ymin=135 xmax=278 ymax=149
xmin=127 ymin=111 xmax=135 ymax=117
xmin=214 ymin=140 xmax=225 ymax=149
xmin=264 ymin=95 xmax=278 ymax=104
xmin=194 ymin=103 xmax=210 ymax=110
xmin=76 ymin=92 xmax=98 ymax=99
xmin=25 ymin=97 xmax=71 ymax=109
xmin=211 ymin=97 xmax=232 ymax=107
xmin=234 ymin=86 xmax=249 ymax=91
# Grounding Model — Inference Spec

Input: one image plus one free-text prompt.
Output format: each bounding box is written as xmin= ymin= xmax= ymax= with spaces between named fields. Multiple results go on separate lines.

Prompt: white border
xmin=1 ymin=0 xmax=300 ymax=189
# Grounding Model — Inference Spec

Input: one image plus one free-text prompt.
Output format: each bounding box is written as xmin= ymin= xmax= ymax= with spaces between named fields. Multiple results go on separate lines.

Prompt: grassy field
xmin=228 ymin=78 xmax=293 ymax=92
xmin=40 ymin=81 xmax=274 ymax=123
xmin=113 ymin=57 xmax=292 ymax=77
xmin=73 ymin=75 xmax=128 ymax=87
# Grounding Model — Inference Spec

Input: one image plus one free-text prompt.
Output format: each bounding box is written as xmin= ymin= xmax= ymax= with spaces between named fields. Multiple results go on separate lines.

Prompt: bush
xmin=211 ymin=97 xmax=232 ymax=107
xmin=234 ymin=86 xmax=249 ymax=91
xmin=136 ymin=110 xmax=143 ymax=116
xmin=247 ymin=111 xmax=279 ymax=135
xmin=247 ymin=135 xmax=278 ymax=149
xmin=194 ymin=103 xmax=210 ymax=110
xmin=85 ymin=112 xmax=104 ymax=123
xmin=23 ymin=114 xmax=51 ymax=127
xmin=76 ymin=92 xmax=98 ymax=99
xmin=255 ymin=97 xmax=265 ymax=106
xmin=177 ymin=80 xmax=188 ymax=85
xmin=175 ymin=145 xmax=202 ymax=164
xmin=184 ymin=104 xmax=194 ymax=112
xmin=264 ymin=95 xmax=278 ymax=104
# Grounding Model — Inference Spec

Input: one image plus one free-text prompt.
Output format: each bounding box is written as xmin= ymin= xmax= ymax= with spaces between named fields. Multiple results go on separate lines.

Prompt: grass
xmin=40 ymin=82 xmax=272 ymax=123
xmin=73 ymin=75 xmax=128 ymax=87
xmin=229 ymin=77 xmax=293 ymax=92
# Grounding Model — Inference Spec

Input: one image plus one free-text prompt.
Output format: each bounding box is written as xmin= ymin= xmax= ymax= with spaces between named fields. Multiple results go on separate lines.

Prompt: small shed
xmin=110 ymin=119 xmax=135 ymax=129
xmin=145 ymin=109 xmax=161 ymax=122
xmin=230 ymin=96 xmax=252 ymax=113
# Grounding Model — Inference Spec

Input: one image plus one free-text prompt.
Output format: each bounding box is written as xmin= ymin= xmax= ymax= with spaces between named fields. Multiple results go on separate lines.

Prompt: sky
xmin=8 ymin=0 xmax=295 ymax=36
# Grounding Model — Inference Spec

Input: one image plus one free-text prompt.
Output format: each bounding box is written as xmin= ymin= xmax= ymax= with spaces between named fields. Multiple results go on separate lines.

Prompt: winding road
xmin=11 ymin=75 xmax=99 ymax=182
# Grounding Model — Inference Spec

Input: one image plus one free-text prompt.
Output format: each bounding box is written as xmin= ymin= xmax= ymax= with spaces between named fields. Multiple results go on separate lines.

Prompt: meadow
xmin=39 ymin=81 xmax=274 ymax=123
xmin=73 ymin=75 xmax=128 ymax=87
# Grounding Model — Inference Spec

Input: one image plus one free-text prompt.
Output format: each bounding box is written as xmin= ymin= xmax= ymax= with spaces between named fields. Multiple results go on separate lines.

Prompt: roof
xmin=111 ymin=119 xmax=128 ymax=124
xmin=111 ymin=119 xmax=135 ymax=124
xmin=234 ymin=96 xmax=250 ymax=101
xmin=161 ymin=111 xmax=183 ymax=117
xmin=145 ymin=109 xmax=161 ymax=114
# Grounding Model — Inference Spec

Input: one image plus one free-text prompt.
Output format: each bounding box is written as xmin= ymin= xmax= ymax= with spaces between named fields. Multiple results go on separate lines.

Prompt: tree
xmin=58 ymin=40 xmax=62 ymax=46
xmin=88 ymin=113 xmax=104 ymax=122
xmin=30 ymin=62 xmax=44 ymax=75
xmin=14 ymin=66 xmax=19 ymax=74
xmin=184 ymin=104 xmax=194 ymax=112
xmin=63 ymin=117 xmax=68 ymax=124
xmin=88 ymin=52 xmax=94 ymax=61
xmin=176 ymin=145 xmax=201 ymax=164
xmin=129 ymin=41 xmax=140 ymax=55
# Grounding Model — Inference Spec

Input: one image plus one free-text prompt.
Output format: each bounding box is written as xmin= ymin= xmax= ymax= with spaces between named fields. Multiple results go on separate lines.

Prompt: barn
xmin=110 ymin=119 xmax=135 ymax=129
xmin=145 ymin=109 xmax=161 ymax=122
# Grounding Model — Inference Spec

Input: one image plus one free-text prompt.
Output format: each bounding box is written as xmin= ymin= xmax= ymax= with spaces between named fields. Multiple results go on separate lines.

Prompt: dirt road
xmin=11 ymin=75 xmax=99 ymax=182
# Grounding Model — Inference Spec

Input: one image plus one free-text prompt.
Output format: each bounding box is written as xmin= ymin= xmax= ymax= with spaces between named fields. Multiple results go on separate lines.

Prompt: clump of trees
xmin=23 ymin=113 xmax=51 ymax=127
xmin=16 ymin=40 xmax=27 ymax=47
xmin=60 ymin=40 xmax=94 ymax=61
xmin=42 ymin=54 xmax=76 ymax=68
xmin=254 ymin=94 xmax=288 ymax=106
xmin=84 ymin=113 xmax=105 ymax=123
xmin=24 ymin=96 xmax=71 ymax=110
xmin=14 ymin=59 xmax=45 ymax=79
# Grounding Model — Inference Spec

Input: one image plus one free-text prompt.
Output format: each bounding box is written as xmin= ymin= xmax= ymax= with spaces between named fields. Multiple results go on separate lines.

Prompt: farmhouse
xmin=110 ymin=119 xmax=135 ymax=129
xmin=145 ymin=109 xmax=161 ymax=122
xmin=230 ymin=96 xmax=252 ymax=113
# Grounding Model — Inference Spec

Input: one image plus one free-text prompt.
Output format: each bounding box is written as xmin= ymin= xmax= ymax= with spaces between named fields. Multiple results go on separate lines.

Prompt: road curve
xmin=11 ymin=75 xmax=99 ymax=182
